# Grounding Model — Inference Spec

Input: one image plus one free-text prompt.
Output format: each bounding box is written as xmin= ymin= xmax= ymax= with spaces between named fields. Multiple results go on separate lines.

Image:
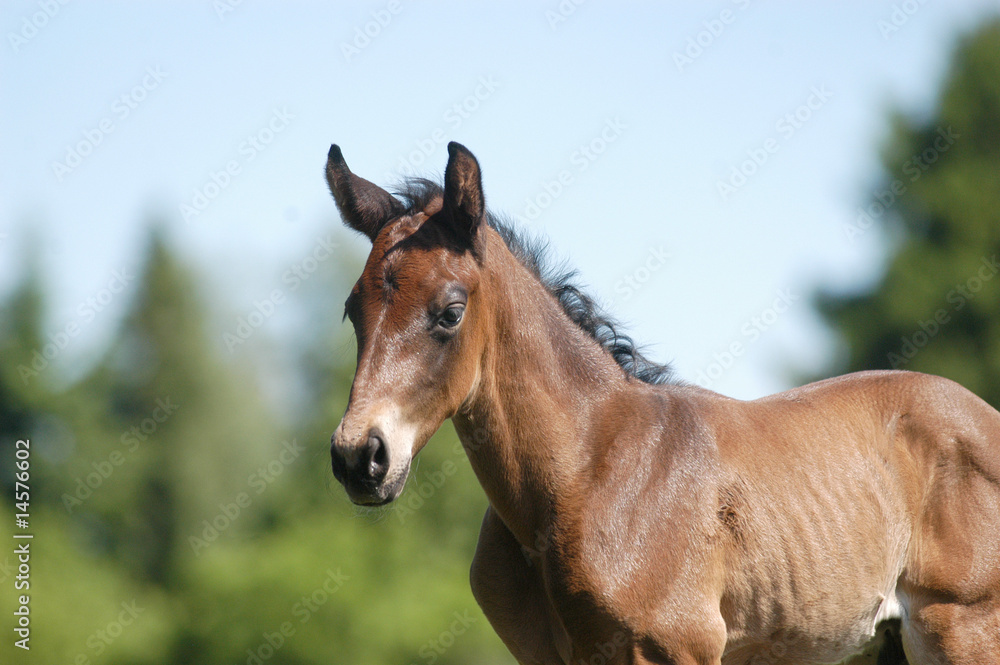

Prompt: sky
xmin=2 ymin=0 xmax=998 ymax=399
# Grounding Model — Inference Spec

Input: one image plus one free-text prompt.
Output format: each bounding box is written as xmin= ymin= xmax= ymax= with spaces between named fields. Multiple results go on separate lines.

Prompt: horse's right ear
xmin=325 ymin=145 xmax=403 ymax=241
xmin=442 ymin=142 xmax=485 ymax=248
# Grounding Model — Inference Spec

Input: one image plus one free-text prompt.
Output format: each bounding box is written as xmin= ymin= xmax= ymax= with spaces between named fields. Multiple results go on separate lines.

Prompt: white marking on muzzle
xmin=367 ymin=404 xmax=421 ymax=484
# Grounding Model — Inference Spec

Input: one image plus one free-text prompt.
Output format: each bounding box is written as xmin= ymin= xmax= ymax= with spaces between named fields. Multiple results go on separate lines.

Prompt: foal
xmin=326 ymin=142 xmax=1000 ymax=664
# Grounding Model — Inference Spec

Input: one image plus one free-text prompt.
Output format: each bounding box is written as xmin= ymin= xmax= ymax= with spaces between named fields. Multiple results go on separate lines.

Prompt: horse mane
xmin=393 ymin=179 xmax=675 ymax=385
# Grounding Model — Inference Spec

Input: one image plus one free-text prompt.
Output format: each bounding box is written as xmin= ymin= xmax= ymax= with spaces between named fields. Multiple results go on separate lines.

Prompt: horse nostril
xmin=365 ymin=429 xmax=389 ymax=482
xmin=330 ymin=435 xmax=347 ymax=482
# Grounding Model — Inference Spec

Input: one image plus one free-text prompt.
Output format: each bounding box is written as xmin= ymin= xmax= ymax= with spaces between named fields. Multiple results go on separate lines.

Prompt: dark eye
xmin=438 ymin=305 xmax=464 ymax=329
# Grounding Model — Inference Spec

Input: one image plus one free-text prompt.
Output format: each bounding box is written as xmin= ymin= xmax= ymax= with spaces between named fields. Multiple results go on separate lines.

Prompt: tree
xmin=0 ymin=246 xmax=47 ymax=495
xmin=818 ymin=18 xmax=1000 ymax=408
xmin=0 ymin=227 xmax=284 ymax=664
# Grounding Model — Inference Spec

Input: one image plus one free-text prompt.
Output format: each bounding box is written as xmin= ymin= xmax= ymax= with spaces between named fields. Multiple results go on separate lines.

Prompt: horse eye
xmin=438 ymin=305 xmax=464 ymax=329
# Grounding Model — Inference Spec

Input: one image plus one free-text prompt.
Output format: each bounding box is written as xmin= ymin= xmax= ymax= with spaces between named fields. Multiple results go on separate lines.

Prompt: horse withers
xmin=325 ymin=142 xmax=1000 ymax=664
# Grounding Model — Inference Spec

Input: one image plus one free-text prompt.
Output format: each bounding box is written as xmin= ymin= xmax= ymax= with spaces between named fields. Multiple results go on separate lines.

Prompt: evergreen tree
xmin=0 ymin=236 xmax=179 ymax=664
xmin=818 ymin=19 xmax=1000 ymax=408
xmin=0 ymin=251 xmax=47 ymax=496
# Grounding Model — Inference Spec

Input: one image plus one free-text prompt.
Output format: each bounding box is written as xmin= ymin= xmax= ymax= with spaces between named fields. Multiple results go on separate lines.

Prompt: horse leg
xmin=628 ymin=652 xmax=721 ymax=665
xmin=627 ymin=646 xmax=722 ymax=665
xmin=625 ymin=618 xmax=727 ymax=665
xmin=470 ymin=506 xmax=569 ymax=665
xmin=898 ymin=387 xmax=1000 ymax=664
xmin=900 ymin=597 xmax=1000 ymax=664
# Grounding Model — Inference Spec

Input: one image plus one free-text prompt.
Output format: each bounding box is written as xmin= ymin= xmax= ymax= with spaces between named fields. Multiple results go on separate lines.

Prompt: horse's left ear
xmin=442 ymin=142 xmax=485 ymax=246
xmin=326 ymin=144 xmax=404 ymax=241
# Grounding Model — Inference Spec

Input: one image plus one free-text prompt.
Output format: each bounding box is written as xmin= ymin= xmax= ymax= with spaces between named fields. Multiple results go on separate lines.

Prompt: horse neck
xmin=453 ymin=228 xmax=629 ymax=547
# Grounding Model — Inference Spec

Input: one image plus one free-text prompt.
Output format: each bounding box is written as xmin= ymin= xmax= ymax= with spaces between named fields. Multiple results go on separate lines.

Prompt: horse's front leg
xmin=624 ymin=641 xmax=724 ymax=665
xmin=470 ymin=506 xmax=570 ymax=665
xmin=622 ymin=610 xmax=727 ymax=665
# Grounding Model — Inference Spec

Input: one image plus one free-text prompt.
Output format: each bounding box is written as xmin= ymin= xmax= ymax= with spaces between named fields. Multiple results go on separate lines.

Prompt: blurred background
xmin=2 ymin=2 xmax=1000 ymax=663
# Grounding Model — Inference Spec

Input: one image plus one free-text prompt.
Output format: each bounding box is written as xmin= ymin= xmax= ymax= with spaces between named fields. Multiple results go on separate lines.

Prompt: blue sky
xmin=2 ymin=1 xmax=998 ymax=398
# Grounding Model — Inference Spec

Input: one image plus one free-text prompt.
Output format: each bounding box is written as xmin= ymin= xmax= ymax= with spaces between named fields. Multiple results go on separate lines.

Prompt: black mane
xmin=393 ymin=179 xmax=675 ymax=385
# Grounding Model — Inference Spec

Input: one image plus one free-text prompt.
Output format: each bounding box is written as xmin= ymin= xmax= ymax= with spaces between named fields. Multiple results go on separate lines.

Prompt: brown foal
xmin=326 ymin=142 xmax=1000 ymax=664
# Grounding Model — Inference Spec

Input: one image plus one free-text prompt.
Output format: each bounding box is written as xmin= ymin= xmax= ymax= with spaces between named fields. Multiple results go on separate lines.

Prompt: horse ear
xmin=326 ymin=145 xmax=403 ymax=241
xmin=442 ymin=142 xmax=485 ymax=245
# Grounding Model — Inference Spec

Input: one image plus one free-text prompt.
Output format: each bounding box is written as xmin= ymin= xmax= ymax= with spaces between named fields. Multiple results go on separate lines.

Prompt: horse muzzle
xmin=330 ymin=426 xmax=408 ymax=505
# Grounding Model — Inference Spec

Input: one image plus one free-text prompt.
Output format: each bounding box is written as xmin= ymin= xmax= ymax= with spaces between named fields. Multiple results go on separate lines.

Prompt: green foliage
xmin=0 ymin=225 xmax=508 ymax=663
xmin=818 ymin=18 xmax=1000 ymax=408
xmin=0 ymin=508 xmax=176 ymax=665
